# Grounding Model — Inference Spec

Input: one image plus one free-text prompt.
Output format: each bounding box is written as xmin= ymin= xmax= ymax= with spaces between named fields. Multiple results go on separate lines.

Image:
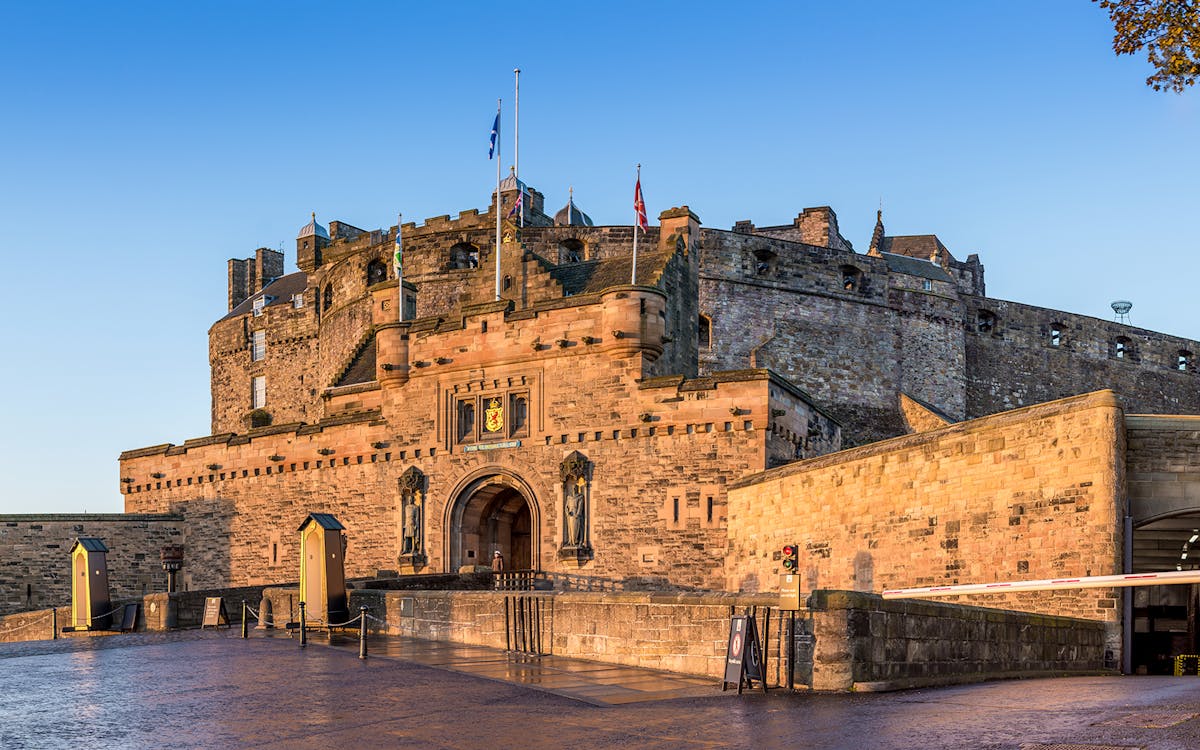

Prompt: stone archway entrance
xmin=446 ymin=471 xmax=539 ymax=572
xmin=1130 ymin=509 xmax=1200 ymax=674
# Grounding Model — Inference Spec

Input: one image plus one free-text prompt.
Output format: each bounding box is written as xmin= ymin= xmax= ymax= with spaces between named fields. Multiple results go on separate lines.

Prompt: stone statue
xmin=402 ymin=489 xmax=422 ymax=554
xmin=565 ymin=478 xmax=586 ymax=547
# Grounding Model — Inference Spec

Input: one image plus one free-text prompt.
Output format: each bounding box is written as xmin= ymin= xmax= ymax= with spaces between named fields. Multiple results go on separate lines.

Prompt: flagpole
xmin=495 ymin=98 xmax=502 ymax=301
xmin=395 ymin=213 xmax=404 ymax=322
xmin=514 ymin=67 xmax=523 ymax=230
xmin=631 ymin=164 xmax=640 ymax=285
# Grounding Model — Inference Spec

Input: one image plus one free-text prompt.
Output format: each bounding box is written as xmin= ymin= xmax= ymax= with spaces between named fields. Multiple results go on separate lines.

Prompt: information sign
xmin=201 ymin=597 xmax=229 ymax=629
xmin=722 ymin=614 xmax=767 ymax=693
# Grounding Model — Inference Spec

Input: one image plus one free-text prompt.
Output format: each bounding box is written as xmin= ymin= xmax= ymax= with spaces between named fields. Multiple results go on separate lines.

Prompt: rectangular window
xmin=250 ymin=330 xmax=266 ymax=362
xmin=509 ymin=393 xmax=529 ymax=437
xmin=456 ymin=399 xmax=476 ymax=443
xmin=252 ymin=376 xmax=267 ymax=408
xmin=252 ymin=296 xmax=266 ymax=317
xmin=292 ymin=293 xmax=304 ymax=309
xmin=922 ymin=279 xmax=933 ymax=291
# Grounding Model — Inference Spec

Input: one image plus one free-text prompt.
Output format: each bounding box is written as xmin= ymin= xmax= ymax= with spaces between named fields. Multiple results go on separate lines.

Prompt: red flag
xmin=634 ymin=176 xmax=648 ymax=232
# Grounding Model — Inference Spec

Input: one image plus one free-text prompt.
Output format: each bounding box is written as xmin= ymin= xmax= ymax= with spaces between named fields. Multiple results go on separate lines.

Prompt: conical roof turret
xmin=297 ymin=212 xmax=330 ymax=241
xmin=554 ymin=187 xmax=593 ymax=227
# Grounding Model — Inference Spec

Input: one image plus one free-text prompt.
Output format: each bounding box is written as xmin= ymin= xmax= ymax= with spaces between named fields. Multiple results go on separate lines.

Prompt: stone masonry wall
xmin=807 ymin=590 xmax=1108 ymax=691
xmin=1125 ymin=415 xmax=1200 ymax=524
xmin=724 ymin=391 xmax=1126 ymax=652
xmin=698 ymin=228 xmax=907 ymax=444
xmin=126 ymin=291 xmax=840 ymax=593
xmin=0 ymin=514 xmax=185 ymax=615
xmin=965 ymin=296 xmax=1200 ymax=418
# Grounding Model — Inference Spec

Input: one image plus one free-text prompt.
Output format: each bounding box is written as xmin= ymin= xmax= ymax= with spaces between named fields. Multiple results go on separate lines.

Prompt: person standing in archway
xmin=491 ymin=550 xmax=505 ymax=572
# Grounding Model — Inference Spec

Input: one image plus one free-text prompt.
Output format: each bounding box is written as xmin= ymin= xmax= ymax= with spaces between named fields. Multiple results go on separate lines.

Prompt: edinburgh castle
xmin=4 ymin=175 xmax=1200 ymax=671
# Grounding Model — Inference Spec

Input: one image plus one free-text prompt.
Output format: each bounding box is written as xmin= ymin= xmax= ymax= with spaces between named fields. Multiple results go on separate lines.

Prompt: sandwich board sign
xmin=201 ymin=597 xmax=230 ymax=629
xmin=722 ymin=614 xmax=767 ymax=693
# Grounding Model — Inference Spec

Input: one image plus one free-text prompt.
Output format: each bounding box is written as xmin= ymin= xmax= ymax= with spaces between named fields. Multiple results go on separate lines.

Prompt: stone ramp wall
xmin=724 ymin=390 xmax=1125 ymax=654
xmin=808 ymin=590 xmax=1108 ymax=692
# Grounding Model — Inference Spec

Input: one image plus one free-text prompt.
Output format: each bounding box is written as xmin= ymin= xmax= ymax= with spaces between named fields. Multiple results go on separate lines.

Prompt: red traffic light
xmin=781 ymin=543 xmax=799 ymax=571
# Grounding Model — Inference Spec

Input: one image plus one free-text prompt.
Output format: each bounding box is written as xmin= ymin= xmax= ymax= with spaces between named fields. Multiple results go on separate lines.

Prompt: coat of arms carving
xmin=484 ymin=398 xmax=504 ymax=433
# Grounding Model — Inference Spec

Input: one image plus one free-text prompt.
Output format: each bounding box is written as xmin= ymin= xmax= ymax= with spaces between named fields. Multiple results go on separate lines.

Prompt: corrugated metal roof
xmin=298 ymin=513 xmax=345 ymax=531
xmin=72 ymin=537 xmax=108 ymax=553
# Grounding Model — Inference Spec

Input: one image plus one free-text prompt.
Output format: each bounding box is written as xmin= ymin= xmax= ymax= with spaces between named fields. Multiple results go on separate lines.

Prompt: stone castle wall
xmin=724 ymin=390 xmax=1126 ymax=649
xmin=964 ymin=296 xmax=1200 ymax=419
xmin=0 ymin=514 xmax=184 ymax=615
xmin=698 ymin=229 xmax=911 ymax=443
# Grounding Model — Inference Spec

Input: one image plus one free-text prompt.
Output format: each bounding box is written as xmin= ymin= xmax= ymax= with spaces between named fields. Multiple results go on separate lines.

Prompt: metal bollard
xmin=241 ymin=600 xmax=248 ymax=639
xmin=51 ymin=608 xmax=58 ymax=640
xmin=359 ymin=606 xmax=368 ymax=660
xmin=299 ymin=601 xmax=307 ymax=647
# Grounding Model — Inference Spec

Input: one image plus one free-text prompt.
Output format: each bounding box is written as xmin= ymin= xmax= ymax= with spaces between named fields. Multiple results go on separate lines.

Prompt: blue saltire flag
xmin=489 ymin=113 xmax=499 ymax=159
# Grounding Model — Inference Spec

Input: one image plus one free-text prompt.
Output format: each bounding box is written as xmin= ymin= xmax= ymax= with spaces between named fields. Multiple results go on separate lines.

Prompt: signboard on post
xmin=201 ymin=597 xmax=229 ymax=629
xmin=722 ymin=614 xmax=767 ymax=693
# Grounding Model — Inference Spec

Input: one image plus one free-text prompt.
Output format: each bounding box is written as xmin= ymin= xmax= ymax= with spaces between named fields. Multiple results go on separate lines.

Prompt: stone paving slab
xmin=2 ymin=630 xmax=1199 ymax=749
xmin=307 ymin=631 xmax=723 ymax=705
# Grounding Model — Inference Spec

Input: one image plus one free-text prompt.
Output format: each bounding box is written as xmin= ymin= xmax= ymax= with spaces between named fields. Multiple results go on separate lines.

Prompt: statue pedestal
xmin=397 ymin=553 xmax=427 ymax=574
xmin=557 ymin=545 xmax=593 ymax=566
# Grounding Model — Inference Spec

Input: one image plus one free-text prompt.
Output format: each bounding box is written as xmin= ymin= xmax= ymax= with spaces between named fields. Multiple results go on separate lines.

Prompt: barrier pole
xmin=299 ymin=601 xmax=307 ymax=647
xmin=786 ymin=611 xmax=795 ymax=691
xmin=359 ymin=606 xmax=368 ymax=660
xmin=51 ymin=608 xmax=58 ymax=640
xmin=241 ymin=600 xmax=248 ymax=639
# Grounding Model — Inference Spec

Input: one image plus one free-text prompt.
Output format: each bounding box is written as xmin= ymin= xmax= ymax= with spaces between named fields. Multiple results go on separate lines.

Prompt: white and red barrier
xmin=882 ymin=569 xmax=1200 ymax=599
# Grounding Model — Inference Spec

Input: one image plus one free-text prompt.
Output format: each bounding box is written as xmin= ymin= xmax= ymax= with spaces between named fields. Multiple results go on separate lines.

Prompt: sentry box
xmin=69 ymin=537 xmax=112 ymax=631
xmin=298 ymin=513 xmax=349 ymax=625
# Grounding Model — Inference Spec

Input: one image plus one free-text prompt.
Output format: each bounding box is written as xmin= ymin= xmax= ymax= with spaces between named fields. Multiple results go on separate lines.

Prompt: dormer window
xmin=292 ymin=293 xmax=304 ymax=309
xmin=840 ymin=265 xmax=863 ymax=292
xmin=252 ymin=297 xmax=266 ymax=317
xmin=977 ymin=311 xmax=997 ymax=333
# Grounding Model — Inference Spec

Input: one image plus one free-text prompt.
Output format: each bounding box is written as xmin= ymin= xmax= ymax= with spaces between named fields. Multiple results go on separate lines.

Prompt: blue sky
xmin=0 ymin=2 xmax=1195 ymax=514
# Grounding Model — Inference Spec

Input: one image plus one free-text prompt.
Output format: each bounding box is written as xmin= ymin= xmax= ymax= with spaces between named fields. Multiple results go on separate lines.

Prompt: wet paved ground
xmin=1 ymin=629 xmax=1198 ymax=749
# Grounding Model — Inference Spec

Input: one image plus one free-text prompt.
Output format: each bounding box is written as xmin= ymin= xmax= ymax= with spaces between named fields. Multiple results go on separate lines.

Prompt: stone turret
xmin=296 ymin=212 xmax=330 ymax=272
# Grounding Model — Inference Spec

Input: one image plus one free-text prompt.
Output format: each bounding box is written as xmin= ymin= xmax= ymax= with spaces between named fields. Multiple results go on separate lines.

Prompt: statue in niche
xmin=565 ymin=477 xmax=586 ymax=547
xmin=559 ymin=451 xmax=591 ymax=552
xmin=402 ymin=489 xmax=422 ymax=554
xmin=398 ymin=466 xmax=426 ymax=558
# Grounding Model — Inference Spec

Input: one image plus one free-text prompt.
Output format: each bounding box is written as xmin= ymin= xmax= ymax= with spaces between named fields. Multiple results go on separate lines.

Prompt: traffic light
xmin=781 ymin=543 xmax=798 ymax=572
